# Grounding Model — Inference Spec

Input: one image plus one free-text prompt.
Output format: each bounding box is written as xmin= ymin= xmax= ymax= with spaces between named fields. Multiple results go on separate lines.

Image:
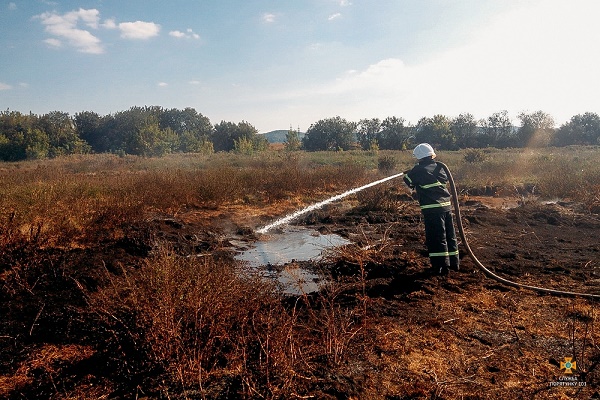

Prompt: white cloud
xmin=77 ymin=8 xmax=101 ymax=28
xmin=36 ymin=8 xmax=162 ymax=52
xmin=8 ymin=2 xmax=17 ymax=10
xmin=169 ymin=28 xmax=200 ymax=39
xmin=119 ymin=21 xmax=160 ymax=39
xmin=281 ymin=58 xmax=409 ymax=100
xmin=169 ymin=30 xmax=185 ymax=38
xmin=0 ymin=82 xmax=12 ymax=90
xmin=36 ymin=9 xmax=104 ymax=54
xmin=158 ymin=82 xmax=168 ymax=87
xmin=339 ymin=0 xmax=351 ymax=6
xmin=43 ymin=38 xmax=62 ymax=48
xmin=267 ymin=0 xmax=600 ymax=126
xmin=328 ymin=13 xmax=341 ymax=21
xmin=409 ymin=0 xmax=600 ymax=123
xmin=188 ymin=80 xmax=201 ymax=85
xmin=101 ymin=18 xmax=117 ymax=29
xmin=263 ymin=13 xmax=276 ymax=23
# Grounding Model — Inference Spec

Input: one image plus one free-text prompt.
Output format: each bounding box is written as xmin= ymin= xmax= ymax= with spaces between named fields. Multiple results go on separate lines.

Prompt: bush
xmin=89 ymin=245 xmax=301 ymax=397
xmin=463 ymin=148 xmax=487 ymax=163
xmin=378 ymin=155 xmax=397 ymax=172
xmin=87 ymin=243 xmax=369 ymax=398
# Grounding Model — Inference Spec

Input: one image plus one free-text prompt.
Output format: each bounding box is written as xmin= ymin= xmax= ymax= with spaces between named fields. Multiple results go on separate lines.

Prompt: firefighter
xmin=403 ymin=143 xmax=459 ymax=275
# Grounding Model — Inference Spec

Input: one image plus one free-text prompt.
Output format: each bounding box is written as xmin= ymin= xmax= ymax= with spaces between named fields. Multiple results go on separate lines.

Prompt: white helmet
xmin=413 ymin=143 xmax=436 ymax=159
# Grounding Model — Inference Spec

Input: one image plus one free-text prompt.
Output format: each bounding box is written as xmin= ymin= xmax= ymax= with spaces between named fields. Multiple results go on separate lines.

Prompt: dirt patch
xmin=2 ymin=194 xmax=600 ymax=399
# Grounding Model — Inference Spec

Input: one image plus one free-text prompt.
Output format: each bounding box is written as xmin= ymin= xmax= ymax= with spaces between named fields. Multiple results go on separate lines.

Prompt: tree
xmin=212 ymin=121 xmax=237 ymax=152
xmin=480 ymin=110 xmax=514 ymax=148
xmin=0 ymin=109 xmax=35 ymax=137
xmin=516 ymin=111 xmax=555 ymax=148
xmin=211 ymin=120 xmax=265 ymax=152
xmin=554 ymin=112 xmax=600 ymax=146
xmin=36 ymin=111 xmax=90 ymax=157
xmin=284 ymin=126 xmax=301 ymax=151
xmin=378 ymin=116 xmax=411 ymax=150
xmin=74 ymin=111 xmax=103 ymax=152
xmin=159 ymin=107 xmax=213 ymax=152
xmin=104 ymin=107 xmax=150 ymax=154
xmin=179 ymin=131 xmax=214 ymax=154
xmin=126 ymin=123 xmax=178 ymax=157
xmin=1 ymin=107 xmax=220 ymax=159
xmin=302 ymin=116 xmax=356 ymax=151
xmin=415 ymin=115 xmax=455 ymax=150
xmin=233 ymin=136 xmax=256 ymax=155
xmin=238 ymin=121 xmax=268 ymax=152
xmin=24 ymin=128 xmax=50 ymax=159
xmin=0 ymin=126 xmax=50 ymax=161
xmin=451 ymin=113 xmax=479 ymax=148
xmin=0 ymin=110 xmax=36 ymax=160
xmin=357 ymin=118 xmax=381 ymax=150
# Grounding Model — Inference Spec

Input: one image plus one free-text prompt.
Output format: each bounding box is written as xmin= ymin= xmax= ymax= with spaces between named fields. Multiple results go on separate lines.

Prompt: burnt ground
xmin=223 ymin=193 xmax=600 ymax=398
xmin=294 ymin=195 xmax=600 ymax=399
xmin=2 ymin=192 xmax=600 ymax=399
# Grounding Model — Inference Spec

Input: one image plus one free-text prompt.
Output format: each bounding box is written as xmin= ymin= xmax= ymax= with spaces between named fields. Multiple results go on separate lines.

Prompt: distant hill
xmin=260 ymin=130 xmax=305 ymax=143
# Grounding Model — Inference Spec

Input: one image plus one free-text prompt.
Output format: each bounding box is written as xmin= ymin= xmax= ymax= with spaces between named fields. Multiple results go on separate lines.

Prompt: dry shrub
xmin=85 ymin=242 xmax=375 ymax=398
xmin=534 ymin=159 xmax=578 ymax=199
xmin=330 ymin=160 xmax=368 ymax=187
xmin=377 ymin=155 xmax=397 ymax=172
xmin=0 ymin=168 xmax=146 ymax=248
xmin=217 ymin=156 xmax=369 ymax=204
xmin=355 ymin=184 xmax=406 ymax=212
xmin=575 ymin=184 xmax=600 ymax=213
xmin=193 ymin=167 xmax=245 ymax=207
xmin=533 ymin=157 xmax=600 ymax=201
xmin=463 ymin=148 xmax=487 ymax=164
xmin=88 ymin=245 xmax=306 ymax=398
xmin=306 ymin=284 xmax=365 ymax=365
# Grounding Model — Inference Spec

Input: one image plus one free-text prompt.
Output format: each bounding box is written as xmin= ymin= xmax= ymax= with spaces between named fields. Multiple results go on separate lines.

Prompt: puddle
xmin=234 ymin=227 xmax=351 ymax=295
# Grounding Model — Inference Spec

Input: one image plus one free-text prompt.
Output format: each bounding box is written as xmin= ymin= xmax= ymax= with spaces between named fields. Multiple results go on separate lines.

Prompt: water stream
xmin=256 ymin=172 xmax=404 ymax=234
xmin=239 ymin=172 xmax=404 ymax=294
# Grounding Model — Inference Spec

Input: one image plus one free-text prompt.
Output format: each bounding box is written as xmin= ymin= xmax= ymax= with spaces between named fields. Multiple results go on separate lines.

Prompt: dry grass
xmin=89 ymin=245 xmax=291 ymax=397
xmin=0 ymin=344 xmax=96 ymax=396
xmin=440 ymin=146 xmax=600 ymax=202
xmin=0 ymin=152 xmax=374 ymax=250
xmin=2 ymin=147 xmax=597 ymax=251
xmin=85 ymin=242 xmax=374 ymax=398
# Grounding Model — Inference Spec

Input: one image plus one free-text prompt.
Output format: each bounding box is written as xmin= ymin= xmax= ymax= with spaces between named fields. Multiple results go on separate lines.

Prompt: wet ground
xmin=234 ymin=227 xmax=350 ymax=294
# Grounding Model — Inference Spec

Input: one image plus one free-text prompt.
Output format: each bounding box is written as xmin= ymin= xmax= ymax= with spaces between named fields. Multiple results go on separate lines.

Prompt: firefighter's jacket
xmin=403 ymin=158 xmax=452 ymax=215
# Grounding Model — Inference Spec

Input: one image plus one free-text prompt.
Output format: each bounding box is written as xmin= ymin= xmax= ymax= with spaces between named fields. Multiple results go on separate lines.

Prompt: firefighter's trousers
xmin=423 ymin=211 xmax=459 ymax=271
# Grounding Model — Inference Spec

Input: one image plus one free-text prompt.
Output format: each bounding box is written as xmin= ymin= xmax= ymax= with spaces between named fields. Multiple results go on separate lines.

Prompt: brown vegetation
xmin=2 ymin=148 xmax=600 ymax=398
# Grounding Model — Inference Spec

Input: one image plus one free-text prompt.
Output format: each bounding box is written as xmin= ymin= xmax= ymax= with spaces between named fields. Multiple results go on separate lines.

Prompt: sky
xmin=1 ymin=0 xmax=600 ymax=133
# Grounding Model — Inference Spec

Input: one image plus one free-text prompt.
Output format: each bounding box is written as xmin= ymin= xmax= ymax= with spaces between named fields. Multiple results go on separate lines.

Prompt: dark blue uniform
xmin=403 ymin=157 xmax=459 ymax=274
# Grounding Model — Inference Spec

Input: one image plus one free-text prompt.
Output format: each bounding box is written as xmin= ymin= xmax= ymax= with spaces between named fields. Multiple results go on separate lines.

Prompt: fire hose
xmin=437 ymin=161 xmax=600 ymax=300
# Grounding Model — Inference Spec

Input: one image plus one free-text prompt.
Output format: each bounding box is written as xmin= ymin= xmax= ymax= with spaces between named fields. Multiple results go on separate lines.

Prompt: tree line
xmin=0 ymin=106 xmax=268 ymax=161
xmin=1 ymin=107 xmax=599 ymax=161
xmin=301 ymin=111 xmax=600 ymax=152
